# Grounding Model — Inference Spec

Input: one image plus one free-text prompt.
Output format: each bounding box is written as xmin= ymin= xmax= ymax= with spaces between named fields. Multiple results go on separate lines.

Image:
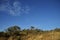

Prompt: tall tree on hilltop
xmin=5 ymin=25 xmax=21 ymax=36
xmin=30 ymin=26 xmax=35 ymax=30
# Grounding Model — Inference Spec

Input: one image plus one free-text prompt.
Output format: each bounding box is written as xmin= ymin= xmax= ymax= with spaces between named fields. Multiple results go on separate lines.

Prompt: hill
xmin=0 ymin=26 xmax=60 ymax=40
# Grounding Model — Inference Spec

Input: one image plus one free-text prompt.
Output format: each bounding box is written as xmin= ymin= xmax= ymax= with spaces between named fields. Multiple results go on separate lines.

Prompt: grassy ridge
xmin=0 ymin=26 xmax=60 ymax=40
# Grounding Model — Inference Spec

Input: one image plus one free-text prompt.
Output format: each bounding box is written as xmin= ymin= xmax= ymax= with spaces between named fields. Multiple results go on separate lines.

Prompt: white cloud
xmin=0 ymin=0 xmax=30 ymax=16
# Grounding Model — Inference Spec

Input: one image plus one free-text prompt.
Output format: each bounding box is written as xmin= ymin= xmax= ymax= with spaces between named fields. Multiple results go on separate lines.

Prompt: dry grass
xmin=0 ymin=31 xmax=60 ymax=40
xmin=25 ymin=31 xmax=60 ymax=40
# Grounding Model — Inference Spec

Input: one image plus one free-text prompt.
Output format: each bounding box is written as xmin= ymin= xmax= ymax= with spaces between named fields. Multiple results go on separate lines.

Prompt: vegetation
xmin=5 ymin=26 xmax=21 ymax=36
xmin=0 ymin=25 xmax=60 ymax=40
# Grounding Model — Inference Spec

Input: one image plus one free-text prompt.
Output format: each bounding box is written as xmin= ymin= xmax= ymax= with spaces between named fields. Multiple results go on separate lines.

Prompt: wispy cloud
xmin=0 ymin=0 xmax=30 ymax=16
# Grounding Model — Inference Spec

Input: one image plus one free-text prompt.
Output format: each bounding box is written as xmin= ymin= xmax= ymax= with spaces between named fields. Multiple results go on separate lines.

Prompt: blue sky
xmin=0 ymin=0 xmax=60 ymax=31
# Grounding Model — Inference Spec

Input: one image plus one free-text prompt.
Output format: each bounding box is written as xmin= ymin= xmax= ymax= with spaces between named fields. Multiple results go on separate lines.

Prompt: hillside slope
xmin=24 ymin=31 xmax=60 ymax=40
xmin=0 ymin=31 xmax=60 ymax=40
xmin=0 ymin=26 xmax=60 ymax=40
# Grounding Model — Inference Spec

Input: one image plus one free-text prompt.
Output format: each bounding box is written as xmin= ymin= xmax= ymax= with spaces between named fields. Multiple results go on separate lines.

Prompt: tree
xmin=54 ymin=28 xmax=60 ymax=32
xmin=5 ymin=26 xmax=21 ymax=36
xmin=35 ymin=28 xmax=43 ymax=32
xmin=30 ymin=26 xmax=35 ymax=30
xmin=0 ymin=32 xmax=5 ymax=37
